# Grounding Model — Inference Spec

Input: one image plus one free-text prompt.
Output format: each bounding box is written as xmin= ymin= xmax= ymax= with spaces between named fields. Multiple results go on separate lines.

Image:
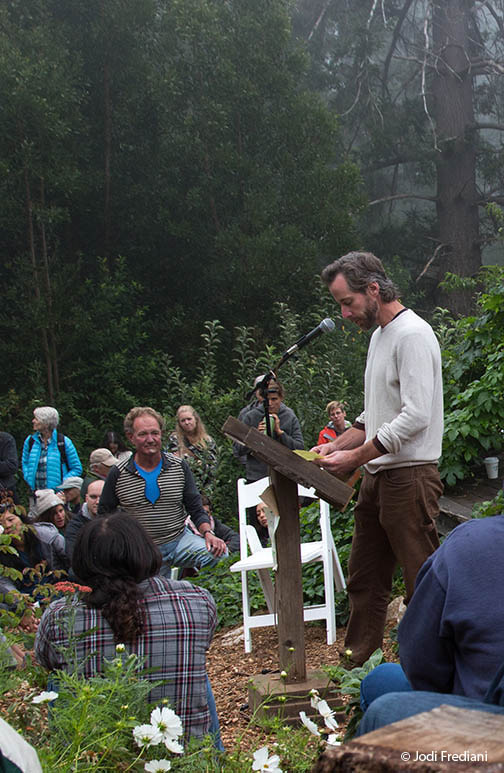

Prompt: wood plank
xmin=438 ymin=495 xmax=473 ymax=520
xmin=270 ymin=470 xmax=306 ymax=681
xmin=358 ymin=705 xmax=504 ymax=755
xmin=222 ymin=416 xmax=355 ymax=510
xmin=315 ymin=706 xmax=504 ymax=771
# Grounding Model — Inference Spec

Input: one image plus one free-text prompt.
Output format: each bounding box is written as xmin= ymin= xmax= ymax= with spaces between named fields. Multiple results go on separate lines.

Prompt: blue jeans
xmin=357 ymin=690 xmax=504 ymax=736
xmin=360 ymin=662 xmax=412 ymax=711
xmin=158 ymin=526 xmax=227 ymax=572
xmin=206 ymin=675 xmax=224 ymax=751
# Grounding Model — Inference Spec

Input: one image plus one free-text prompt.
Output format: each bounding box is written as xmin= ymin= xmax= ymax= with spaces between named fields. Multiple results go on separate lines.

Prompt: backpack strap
xmin=57 ymin=432 xmax=68 ymax=477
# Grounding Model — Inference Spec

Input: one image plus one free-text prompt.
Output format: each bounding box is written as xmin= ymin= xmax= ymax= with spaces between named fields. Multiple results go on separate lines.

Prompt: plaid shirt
xmin=34 ymin=444 xmax=48 ymax=490
xmin=34 ymin=576 xmax=217 ymax=739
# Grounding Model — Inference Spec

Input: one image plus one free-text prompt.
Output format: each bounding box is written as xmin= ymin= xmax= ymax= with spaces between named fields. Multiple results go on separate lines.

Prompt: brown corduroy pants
xmin=344 ymin=464 xmax=443 ymax=665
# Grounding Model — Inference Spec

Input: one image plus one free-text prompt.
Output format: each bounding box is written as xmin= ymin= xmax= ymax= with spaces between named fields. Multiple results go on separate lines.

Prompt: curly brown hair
xmin=123 ymin=406 xmax=165 ymax=437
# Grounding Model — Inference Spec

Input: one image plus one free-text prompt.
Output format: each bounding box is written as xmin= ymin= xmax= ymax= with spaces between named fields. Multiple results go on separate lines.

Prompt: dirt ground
xmin=207 ymin=620 xmax=400 ymax=751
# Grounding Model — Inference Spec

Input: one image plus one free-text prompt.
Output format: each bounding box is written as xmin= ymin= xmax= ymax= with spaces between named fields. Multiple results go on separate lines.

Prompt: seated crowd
xmin=0 ymin=392 xmax=351 ymax=749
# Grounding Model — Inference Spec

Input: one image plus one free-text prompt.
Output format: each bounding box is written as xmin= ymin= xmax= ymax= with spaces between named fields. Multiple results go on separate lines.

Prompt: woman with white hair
xmin=21 ymin=407 xmax=82 ymax=493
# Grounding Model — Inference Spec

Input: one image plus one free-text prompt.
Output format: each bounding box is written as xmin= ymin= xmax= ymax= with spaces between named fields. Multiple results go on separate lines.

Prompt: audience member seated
xmin=0 ymin=504 xmax=68 ymax=600
xmin=357 ymin=515 xmax=504 ymax=729
xmin=185 ymin=495 xmax=240 ymax=555
xmin=34 ymin=513 xmax=222 ymax=747
xmin=317 ymin=400 xmax=351 ymax=445
xmin=34 ymin=489 xmax=70 ymax=536
xmin=81 ymin=448 xmax=116 ymax=497
xmin=65 ymin=479 xmax=105 ymax=567
xmin=167 ymin=405 xmax=218 ymax=497
xmin=0 ymin=429 xmax=19 ymax=503
xmin=99 ymin=406 xmax=227 ymax=572
xmin=0 ymin=716 xmax=43 ymax=773
xmin=357 ymin=662 xmax=504 ymax=736
xmin=102 ymin=430 xmax=131 ymax=463
xmin=55 ymin=476 xmax=83 ymax=516
xmin=242 ymin=380 xmax=304 ymax=545
xmin=22 ymin=407 xmax=82 ymax=496
xmin=253 ymin=502 xmax=269 ymax=547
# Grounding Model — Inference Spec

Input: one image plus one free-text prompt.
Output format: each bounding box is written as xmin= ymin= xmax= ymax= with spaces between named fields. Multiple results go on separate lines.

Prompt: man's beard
xmin=358 ymin=298 xmax=379 ymax=330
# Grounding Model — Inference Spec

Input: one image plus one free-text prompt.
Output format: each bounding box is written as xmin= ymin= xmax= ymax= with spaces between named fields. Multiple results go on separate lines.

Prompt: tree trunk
xmin=431 ymin=0 xmax=481 ymax=313
xmin=24 ymin=169 xmax=55 ymax=402
xmin=103 ymin=59 xmax=112 ymax=257
xmin=39 ymin=178 xmax=60 ymax=395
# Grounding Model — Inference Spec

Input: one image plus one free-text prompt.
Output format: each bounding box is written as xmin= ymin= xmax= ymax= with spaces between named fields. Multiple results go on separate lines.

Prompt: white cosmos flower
xmin=316 ymin=699 xmax=333 ymax=718
xmin=310 ymin=694 xmax=320 ymax=709
xmin=144 ymin=761 xmax=171 ymax=772
xmin=324 ymin=714 xmax=339 ymax=732
xmin=316 ymin=699 xmax=339 ymax=731
xmin=133 ymin=724 xmax=162 ymax=747
xmin=252 ymin=746 xmax=282 ymax=772
xmin=163 ymin=737 xmax=184 ymax=754
xmin=299 ymin=711 xmax=320 ymax=736
xmin=32 ymin=691 xmax=58 ymax=704
xmin=327 ymin=734 xmax=342 ymax=747
xmin=150 ymin=706 xmax=183 ymax=740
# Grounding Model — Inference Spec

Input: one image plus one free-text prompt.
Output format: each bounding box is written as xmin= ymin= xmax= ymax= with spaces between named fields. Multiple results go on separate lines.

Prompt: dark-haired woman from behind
xmin=34 ymin=512 xmax=222 ymax=747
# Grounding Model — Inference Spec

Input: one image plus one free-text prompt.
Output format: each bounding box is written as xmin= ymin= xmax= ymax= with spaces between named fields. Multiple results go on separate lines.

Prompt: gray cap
xmin=56 ymin=476 xmax=84 ymax=491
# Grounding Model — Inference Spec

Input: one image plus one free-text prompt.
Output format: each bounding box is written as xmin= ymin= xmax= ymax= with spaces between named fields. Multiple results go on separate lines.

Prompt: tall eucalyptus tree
xmin=296 ymin=0 xmax=504 ymax=312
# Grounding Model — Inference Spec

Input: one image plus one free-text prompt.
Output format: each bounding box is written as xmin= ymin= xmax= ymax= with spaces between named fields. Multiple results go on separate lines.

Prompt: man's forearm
xmin=347 ymin=438 xmax=383 ymax=468
xmin=333 ymin=427 xmax=366 ymax=450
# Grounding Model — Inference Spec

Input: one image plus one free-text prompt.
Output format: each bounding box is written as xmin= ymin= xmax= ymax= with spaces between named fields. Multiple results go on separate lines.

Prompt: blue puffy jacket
xmin=22 ymin=429 xmax=82 ymax=491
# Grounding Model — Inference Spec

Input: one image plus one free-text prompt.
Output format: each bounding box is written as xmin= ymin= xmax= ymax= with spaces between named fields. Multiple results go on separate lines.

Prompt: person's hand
xmin=271 ymin=413 xmax=282 ymax=435
xmin=258 ymin=414 xmax=281 ymax=435
xmin=310 ymin=442 xmax=335 ymax=457
xmin=9 ymin=642 xmax=26 ymax=667
xmin=316 ymin=449 xmax=358 ymax=476
xmin=203 ymin=532 xmax=227 ymax=557
xmin=19 ymin=608 xmax=39 ymax=633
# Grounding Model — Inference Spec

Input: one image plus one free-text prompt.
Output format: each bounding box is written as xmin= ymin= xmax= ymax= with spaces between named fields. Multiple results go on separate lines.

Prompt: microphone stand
xmin=251 ymin=348 xmax=300 ymax=438
xmin=255 ymin=371 xmax=277 ymax=438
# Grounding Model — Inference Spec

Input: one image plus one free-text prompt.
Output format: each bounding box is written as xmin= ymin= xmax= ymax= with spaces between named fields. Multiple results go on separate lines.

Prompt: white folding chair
xmin=230 ymin=477 xmax=346 ymax=653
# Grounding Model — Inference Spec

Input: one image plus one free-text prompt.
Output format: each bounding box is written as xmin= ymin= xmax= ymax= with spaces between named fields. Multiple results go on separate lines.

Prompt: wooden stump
xmin=312 ymin=705 xmax=504 ymax=772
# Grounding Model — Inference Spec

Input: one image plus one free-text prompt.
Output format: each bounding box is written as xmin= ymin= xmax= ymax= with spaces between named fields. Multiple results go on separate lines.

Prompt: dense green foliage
xmin=0 ymin=0 xmax=364 ymax=420
xmin=437 ymin=267 xmax=504 ymax=485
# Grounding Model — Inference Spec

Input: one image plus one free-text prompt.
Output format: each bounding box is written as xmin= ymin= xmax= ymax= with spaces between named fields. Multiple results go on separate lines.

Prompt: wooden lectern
xmin=222 ymin=416 xmax=355 ymax=684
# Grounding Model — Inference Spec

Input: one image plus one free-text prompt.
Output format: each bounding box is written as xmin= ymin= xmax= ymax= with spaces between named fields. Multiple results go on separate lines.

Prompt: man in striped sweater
xmin=98 ymin=406 xmax=226 ymax=570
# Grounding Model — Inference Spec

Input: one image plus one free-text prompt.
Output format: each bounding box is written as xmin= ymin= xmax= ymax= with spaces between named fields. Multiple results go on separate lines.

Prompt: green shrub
xmin=436 ymin=268 xmax=504 ymax=485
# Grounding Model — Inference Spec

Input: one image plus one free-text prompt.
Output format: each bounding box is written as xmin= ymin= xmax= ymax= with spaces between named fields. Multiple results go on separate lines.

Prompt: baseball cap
xmin=89 ymin=448 xmax=117 ymax=467
xmin=56 ymin=476 xmax=84 ymax=491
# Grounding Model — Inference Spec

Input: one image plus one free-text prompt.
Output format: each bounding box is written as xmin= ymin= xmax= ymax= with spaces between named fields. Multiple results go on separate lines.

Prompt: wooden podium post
xmin=270 ymin=469 xmax=306 ymax=678
xmin=222 ymin=416 xmax=355 ymax=683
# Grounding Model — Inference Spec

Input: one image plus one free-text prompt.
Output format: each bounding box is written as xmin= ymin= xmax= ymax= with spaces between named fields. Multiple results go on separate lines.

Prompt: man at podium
xmin=311 ymin=251 xmax=443 ymax=666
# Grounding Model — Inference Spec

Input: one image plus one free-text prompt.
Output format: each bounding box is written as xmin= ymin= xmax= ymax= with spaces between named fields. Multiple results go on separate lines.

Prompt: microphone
xmin=275 ymin=318 xmax=335 ymax=368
